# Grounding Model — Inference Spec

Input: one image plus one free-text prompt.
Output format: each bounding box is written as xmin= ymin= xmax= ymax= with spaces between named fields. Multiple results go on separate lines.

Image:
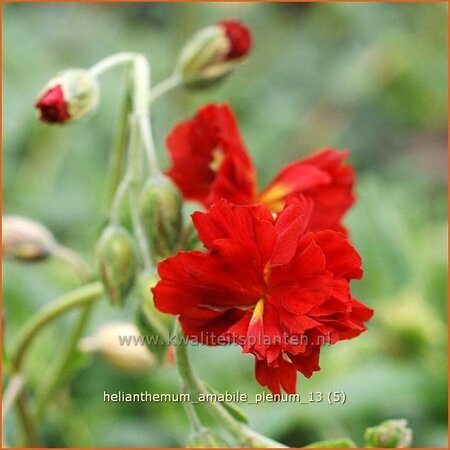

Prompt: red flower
xmin=259 ymin=149 xmax=355 ymax=233
xmin=218 ymin=20 xmax=252 ymax=60
xmin=166 ymin=104 xmax=257 ymax=206
xmin=166 ymin=104 xmax=355 ymax=233
xmin=153 ymin=197 xmax=373 ymax=394
xmin=35 ymin=85 xmax=70 ymax=124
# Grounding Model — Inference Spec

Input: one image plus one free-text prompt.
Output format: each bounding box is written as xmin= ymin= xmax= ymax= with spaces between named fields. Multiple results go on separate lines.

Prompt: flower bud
xmin=2 ymin=215 xmax=57 ymax=262
xmin=97 ymin=225 xmax=137 ymax=307
xmin=139 ymin=175 xmax=183 ymax=261
xmin=79 ymin=322 xmax=156 ymax=373
xmin=364 ymin=419 xmax=412 ymax=448
xmin=186 ymin=428 xmax=230 ymax=448
xmin=176 ymin=19 xmax=251 ymax=88
xmin=35 ymin=69 xmax=99 ymax=124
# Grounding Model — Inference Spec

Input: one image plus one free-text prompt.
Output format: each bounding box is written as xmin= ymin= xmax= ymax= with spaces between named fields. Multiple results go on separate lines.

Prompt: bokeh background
xmin=2 ymin=2 xmax=447 ymax=448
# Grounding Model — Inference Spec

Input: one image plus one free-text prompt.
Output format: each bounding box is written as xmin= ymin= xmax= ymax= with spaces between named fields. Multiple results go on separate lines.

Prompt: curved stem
xmin=33 ymin=302 xmax=95 ymax=420
xmin=54 ymin=245 xmax=92 ymax=282
xmin=11 ymin=282 xmax=104 ymax=372
xmin=89 ymin=52 xmax=136 ymax=78
xmin=149 ymin=73 xmax=181 ymax=104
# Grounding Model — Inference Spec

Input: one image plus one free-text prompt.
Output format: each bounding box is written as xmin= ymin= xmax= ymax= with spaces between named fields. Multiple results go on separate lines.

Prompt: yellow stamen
xmin=251 ymin=298 xmax=265 ymax=323
xmin=258 ymin=183 xmax=290 ymax=212
xmin=209 ymin=148 xmax=225 ymax=172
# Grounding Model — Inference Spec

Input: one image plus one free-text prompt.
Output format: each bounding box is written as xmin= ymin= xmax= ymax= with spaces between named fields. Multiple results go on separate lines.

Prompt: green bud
xmin=97 ymin=225 xmax=136 ymax=307
xmin=135 ymin=272 xmax=174 ymax=363
xmin=364 ymin=419 xmax=412 ymax=448
xmin=186 ymin=428 xmax=230 ymax=448
xmin=139 ymin=175 xmax=183 ymax=262
xmin=175 ymin=26 xmax=236 ymax=89
xmin=2 ymin=216 xmax=57 ymax=262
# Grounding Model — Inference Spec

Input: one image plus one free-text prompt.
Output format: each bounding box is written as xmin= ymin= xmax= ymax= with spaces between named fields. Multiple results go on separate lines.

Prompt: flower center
xmin=208 ymin=148 xmax=225 ymax=172
xmin=250 ymin=298 xmax=264 ymax=323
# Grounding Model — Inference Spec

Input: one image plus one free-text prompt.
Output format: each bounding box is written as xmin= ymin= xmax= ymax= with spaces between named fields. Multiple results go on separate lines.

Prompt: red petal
xmin=218 ymin=19 xmax=252 ymax=60
xmin=255 ymin=356 xmax=297 ymax=394
xmin=312 ymin=230 xmax=363 ymax=280
xmin=165 ymin=104 xmax=256 ymax=207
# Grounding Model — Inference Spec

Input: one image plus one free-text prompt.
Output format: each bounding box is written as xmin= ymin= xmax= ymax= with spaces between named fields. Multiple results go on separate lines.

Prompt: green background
xmin=2 ymin=2 xmax=447 ymax=448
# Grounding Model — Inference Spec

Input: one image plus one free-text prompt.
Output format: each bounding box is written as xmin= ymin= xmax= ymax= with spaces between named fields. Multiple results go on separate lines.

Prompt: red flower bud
xmin=218 ymin=19 xmax=252 ymax=60
xmin=35 ymin=69 xmax=99 ymax=125
xmin=35 ymin=85 xmax=70 ymax=124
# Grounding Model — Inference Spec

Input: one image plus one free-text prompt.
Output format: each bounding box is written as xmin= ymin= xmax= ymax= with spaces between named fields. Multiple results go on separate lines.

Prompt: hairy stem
xmin=107 ymin=66 xmax=133 ymax=208
xmin=89 ymin=52 xmax=137 ymax=78
xmin=33 ymin=302 xmax=95 ymax=420
xmin=12 ymin=282 xmax=104 ymax=372
xmin=54 ymin=245 xmax=92 ymax=282
xmin=16 ymin=393 xmax=39 ymax=447
xmin=174 ymin=333 xmax=287 ymax=448
xmin=149 ymin=73 xmax=181 ymax=104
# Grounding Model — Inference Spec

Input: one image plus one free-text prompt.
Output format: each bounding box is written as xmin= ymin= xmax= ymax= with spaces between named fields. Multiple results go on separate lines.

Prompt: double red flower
xmin=166 ymin=104 xmax=355 ymax=233
xmin=153 ymin=197 xmax=372 ymax=394
xmin=157 ymin=50 xmax=371 ymax=393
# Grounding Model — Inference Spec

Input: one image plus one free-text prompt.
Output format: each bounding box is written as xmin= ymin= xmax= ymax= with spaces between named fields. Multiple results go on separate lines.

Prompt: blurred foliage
xmin=2 ymin=2 xmax=447 ymax=448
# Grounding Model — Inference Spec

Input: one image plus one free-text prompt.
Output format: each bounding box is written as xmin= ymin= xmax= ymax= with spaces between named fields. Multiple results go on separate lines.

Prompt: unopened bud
xmin=176 ymin=19 xmax=251 ymax=88
xmin=79 ymin=322 xmax=156 ymax=373
xmin=97 ymin=225 xmax=136 ymax=307
xmin=139 ymin=175 xmax=183 ymax=261
xmin=186 ymin=428 xmax=230 ymax=448
xmin=364 ymin=419 xmax=413 ymax=448
xmin=2 ymin=216 xmax=57 ymax=262
xmin=35 ymin=69 xmax=99 ymax=124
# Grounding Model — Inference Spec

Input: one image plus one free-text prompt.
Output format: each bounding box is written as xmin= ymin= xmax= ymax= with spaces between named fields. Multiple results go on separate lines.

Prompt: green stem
xmin=54 ymin=245 xmax=92 ymax=282
xmin=128 ymin=118 xmax=153 ymax=270
xmin=12 ymin=282 xmax=104 ymax=372
xmin=16 ymin=392 xmax=39 ymax=447
xmin=181 ymin=382 xmax=203 ymax=432
xmin=89 ymin=52 xmax=136 ymax=78
xmin=107 ymin=66 xmax=133 ymax=208
xmin=174 ymin=335 xmax=286 ymax=448
xmin=33 ymin=302 xmax=95 ymax=420
xmin=149 ymin=73 xmax=181 ymax=104
xmin=133 ymin=55 xmax=161 ymax=177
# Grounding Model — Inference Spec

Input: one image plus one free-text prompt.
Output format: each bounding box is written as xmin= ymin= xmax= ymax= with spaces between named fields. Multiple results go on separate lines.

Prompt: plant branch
xmin=149 ymin=73 xmax=181 ymax=104
xmin=89 ymin=52 xmax=137 ymax=78
xmin=11 ymin=282 xmax=104 ymax=372
xmin=54 ymin=245 xmax=92 ymax=282
xmin=174 ymin=331 xmax=287 ymax=448
xmin=33 ymin=302 xmax=95 ymax=420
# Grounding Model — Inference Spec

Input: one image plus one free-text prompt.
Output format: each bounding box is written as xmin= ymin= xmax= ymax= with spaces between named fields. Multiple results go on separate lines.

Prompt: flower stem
xmin=149 ymin=73 xmax=181 ymax=104
xmin=2 ymin=374 xmax=24 ymax=441
xmin=16 ymin=392 xmax=39 ymax=447
xmin=88 ymin=52 xmax=136 ymax=78
xmin=33 ymin=302 xmax=95 ymax=420
xmin=107 ymin=66 xmax=133 ymax=208
xmin=174 ymin=333 xmax=287 ymax=448
xmin=11 ymin=282 xmax=104 ymax=372
xmin=133 ymin=55 xmax=161 ymax=177
xmin=128 ymin=118 xmax=153 ymax=270
xmin=54 ymin=245 xmax=92 ymax=282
